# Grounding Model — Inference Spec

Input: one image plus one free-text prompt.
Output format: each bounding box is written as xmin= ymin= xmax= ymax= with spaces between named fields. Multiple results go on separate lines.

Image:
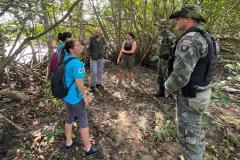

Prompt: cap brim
xmin=198 ymin=15 xmax=206 ymax=23
xmin=169 ymin=11 xmax=181 ymax=19
xmin=169 ymin=11 xmax=206 ymax=23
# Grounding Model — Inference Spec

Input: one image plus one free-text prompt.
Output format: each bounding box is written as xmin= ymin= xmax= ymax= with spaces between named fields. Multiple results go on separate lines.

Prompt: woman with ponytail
xmin=61 ymin=40 xmax=101 ymax=157
xmin=57 ymin=32 xmax=73 ymax=55
xmin=50 ymin=32 xmax=73 ymax=73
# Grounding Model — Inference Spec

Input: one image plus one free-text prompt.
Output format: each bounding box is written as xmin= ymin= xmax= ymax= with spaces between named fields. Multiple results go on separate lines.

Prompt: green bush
xmin=43 ymin=82 xmax=63 ymax=108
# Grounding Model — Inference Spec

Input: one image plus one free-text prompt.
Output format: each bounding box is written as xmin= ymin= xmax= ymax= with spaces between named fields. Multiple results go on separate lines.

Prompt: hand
xmin=83 ymin=95 xmax=89 ymax=107
xmin=117 ymin=58 xmax=121 ymax=64
xmin=169 ymin=92 xmax=176 ymax=96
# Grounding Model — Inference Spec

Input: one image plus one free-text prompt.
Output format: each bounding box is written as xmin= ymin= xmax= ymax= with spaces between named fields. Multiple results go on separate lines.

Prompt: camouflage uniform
xmin=165 ymin=5 xmax=219 ymax=160
xmin=154 ymin=19 xmax=176 ymax=97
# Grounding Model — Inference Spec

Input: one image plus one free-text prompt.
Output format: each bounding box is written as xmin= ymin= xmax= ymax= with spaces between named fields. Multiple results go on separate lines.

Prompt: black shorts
xmin=65 ymin=100 xmax=89 ymax=128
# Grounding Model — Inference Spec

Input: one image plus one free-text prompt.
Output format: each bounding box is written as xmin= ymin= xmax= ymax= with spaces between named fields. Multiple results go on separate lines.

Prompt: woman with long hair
xmin=59 ymin=40 xmax=101 ymax=157
xmin=116 ymin=32 xmax=137 ymax=89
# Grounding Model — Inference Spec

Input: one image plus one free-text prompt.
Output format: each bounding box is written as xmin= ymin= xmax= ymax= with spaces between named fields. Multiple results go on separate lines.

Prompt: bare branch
xmin=0 ymin=0 xmax=15 ymax=17
xmin=0 ymin=0 xmax=82 ymax=74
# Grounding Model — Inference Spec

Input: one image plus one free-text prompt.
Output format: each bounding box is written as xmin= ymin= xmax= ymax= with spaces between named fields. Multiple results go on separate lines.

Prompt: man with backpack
xmin=165 ymin=5 xmax=219 ymax=160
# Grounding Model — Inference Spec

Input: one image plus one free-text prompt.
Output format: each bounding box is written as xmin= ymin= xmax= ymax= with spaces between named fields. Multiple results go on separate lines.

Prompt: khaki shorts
xmin=120 ymin=54 xmax=135 ymax=70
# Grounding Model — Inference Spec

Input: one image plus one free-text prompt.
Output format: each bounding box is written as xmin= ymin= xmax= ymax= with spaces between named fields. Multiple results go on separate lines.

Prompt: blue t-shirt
xmin=57 ymin=43 xmax=65 ymax=55
xmin=63 ymin=51 xmax=85 ymax=105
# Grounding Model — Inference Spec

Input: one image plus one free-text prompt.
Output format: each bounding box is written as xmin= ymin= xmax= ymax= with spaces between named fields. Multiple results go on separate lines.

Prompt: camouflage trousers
xmin=157 ymin=58 xmax=168 ymax=87
xmin=176 ymin=88 xmax=211 ymax=160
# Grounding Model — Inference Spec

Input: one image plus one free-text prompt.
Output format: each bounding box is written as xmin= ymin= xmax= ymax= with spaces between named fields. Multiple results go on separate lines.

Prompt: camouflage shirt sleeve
xmin=168 ymin=32 xmax=176 ymax=45
xmin=156 ymin=34 xmax=163 ymax=54
xmin=165 ymin=32 xmax=208 ymax=92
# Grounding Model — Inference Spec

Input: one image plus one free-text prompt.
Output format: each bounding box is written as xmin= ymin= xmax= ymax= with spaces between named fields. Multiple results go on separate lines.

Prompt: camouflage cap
xmin=154 ymin=19 xmax=170 ymax=27
xmin=169 ymin=5 xmax=206 ymax=23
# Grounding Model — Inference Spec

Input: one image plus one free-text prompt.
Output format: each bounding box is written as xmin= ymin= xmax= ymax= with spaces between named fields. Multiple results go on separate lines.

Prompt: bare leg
xmin=118 ymin=69 xmax=125 ymax=81
xmin=80 ymin=127 xmax=91 ymax=151
xmin=65 ymin=123 xmax=73 ymax=145
xmin=128 ymin=69 xmax=133 ymax=82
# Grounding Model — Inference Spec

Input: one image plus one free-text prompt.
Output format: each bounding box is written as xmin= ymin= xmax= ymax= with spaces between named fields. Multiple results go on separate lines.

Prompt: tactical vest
xmin=168 ymin=27 xmax=218 ymax=87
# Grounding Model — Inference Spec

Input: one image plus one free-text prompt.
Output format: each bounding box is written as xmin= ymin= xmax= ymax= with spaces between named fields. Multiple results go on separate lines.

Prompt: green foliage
xmin=43 ymin=129 xmax=54 ymax=142
xmin=153 ymin=120 xmax=176 ymax=145
xmin=43 ymin=82 xmax=63 ymax=108
xmin=55 ymin=120 xmax=65 ymax=134
xmin=43 ymin=120 xmax=65 ymax=143
xmin=225 ymin=62 xmax=239 ymax=75
xmin=211 ymin=81 xmax=231 ymax=105
xmin=211 ymin=61 xmax=240 ymax=105
xmin=235 ymin=75 xmax=240 ymax=81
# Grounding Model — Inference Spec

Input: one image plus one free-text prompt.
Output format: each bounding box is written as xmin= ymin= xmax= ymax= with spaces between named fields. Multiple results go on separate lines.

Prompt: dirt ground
xmin=0 ymin=62 xmax=239 ymax=160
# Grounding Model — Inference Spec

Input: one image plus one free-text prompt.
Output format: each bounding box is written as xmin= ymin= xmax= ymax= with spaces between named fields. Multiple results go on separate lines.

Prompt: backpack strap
xmin=63 ymin=57 xmax=77 ymax=89
xmin=63 ymin=57 xmax=77 ymax=66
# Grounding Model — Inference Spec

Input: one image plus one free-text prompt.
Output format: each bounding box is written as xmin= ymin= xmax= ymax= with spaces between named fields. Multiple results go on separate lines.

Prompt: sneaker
xmin=85 ymin=144 xmax=101 ymax=157
xmin=64 ymin=141 xmax=78 ymax=150
xmin=96 ymin=84 xmax=104 ymax=90
xmin=153 ymin=90 xmax=165 ymax=97
xmin=165 ymin=94 xmax=175 ymax=102
xmin=89 ymin=86 xmax=96 ymax=92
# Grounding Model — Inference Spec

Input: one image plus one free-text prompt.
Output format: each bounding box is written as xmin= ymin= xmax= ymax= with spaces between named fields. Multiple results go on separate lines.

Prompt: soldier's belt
xmin=182 ymin=83 xmax=207 ymax=98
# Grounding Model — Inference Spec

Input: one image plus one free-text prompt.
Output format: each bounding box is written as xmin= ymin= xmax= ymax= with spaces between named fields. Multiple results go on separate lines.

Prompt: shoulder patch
xmin=180 ymin=39 xmax=192 ymax=51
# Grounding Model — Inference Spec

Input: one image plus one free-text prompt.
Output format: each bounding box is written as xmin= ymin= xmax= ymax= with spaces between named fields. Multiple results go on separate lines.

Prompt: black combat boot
xmin=154 ymin=86 xmax=165 ymax=97
xmin=165 ymin=93 xmax=175 ymax=102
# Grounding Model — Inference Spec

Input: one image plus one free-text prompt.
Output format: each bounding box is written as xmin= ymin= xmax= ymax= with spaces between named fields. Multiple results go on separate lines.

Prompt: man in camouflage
xmin=154 ymin=19 xmax=176 ymax=98
xmin=165 ymin=5 xmax=219 ymax=160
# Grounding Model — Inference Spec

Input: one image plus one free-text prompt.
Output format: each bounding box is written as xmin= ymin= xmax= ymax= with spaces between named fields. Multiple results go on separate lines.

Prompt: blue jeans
xmin=90 ymin=58 xmax=104 ymax=87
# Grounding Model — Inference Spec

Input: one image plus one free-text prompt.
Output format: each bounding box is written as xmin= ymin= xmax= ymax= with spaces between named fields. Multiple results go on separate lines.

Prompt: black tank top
xmin=124 ymin=41 xmax=133 ymax=51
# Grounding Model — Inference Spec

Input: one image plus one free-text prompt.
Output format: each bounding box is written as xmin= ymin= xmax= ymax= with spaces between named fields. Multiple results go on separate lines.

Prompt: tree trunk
xmin=28 ymin=40 xmax=37 ymax=67
xmin=152 ymin=0 xmax=159 ymax=22
xmin=117 ymin=0 xmax=122 ymax=52
xmin=41 ymin=0 xmax=54 ymax=60
xmin=90 ymin=0 xmax=110 ymax=42
xmin=0 ymin=33 xmax=6 ymax=84
xmin=163 ymin=0 xmax=168 ymax=18
xmin=66 ymin=2 xmax=75 ymax=35
xmin=0 ymin=0 xmax=82 ymax=84
xmin=78 ymin=1 xmax=85 ymax=41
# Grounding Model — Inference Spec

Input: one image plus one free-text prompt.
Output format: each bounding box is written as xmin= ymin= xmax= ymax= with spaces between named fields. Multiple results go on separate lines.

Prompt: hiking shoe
xmin=96 ymin=84 xmax=104 ymax=90
xmin=153 ymin=90 xmax=165 ymax=97
xmin=85 ymin=144 xmax=101 ymax=157
xmin=89 ymin=86 xmax=96 ymax=92
xmin=165 ymin=94 xmax=175 ymax=101
xmin=64 ymin=141 xmax=78 ymax=150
